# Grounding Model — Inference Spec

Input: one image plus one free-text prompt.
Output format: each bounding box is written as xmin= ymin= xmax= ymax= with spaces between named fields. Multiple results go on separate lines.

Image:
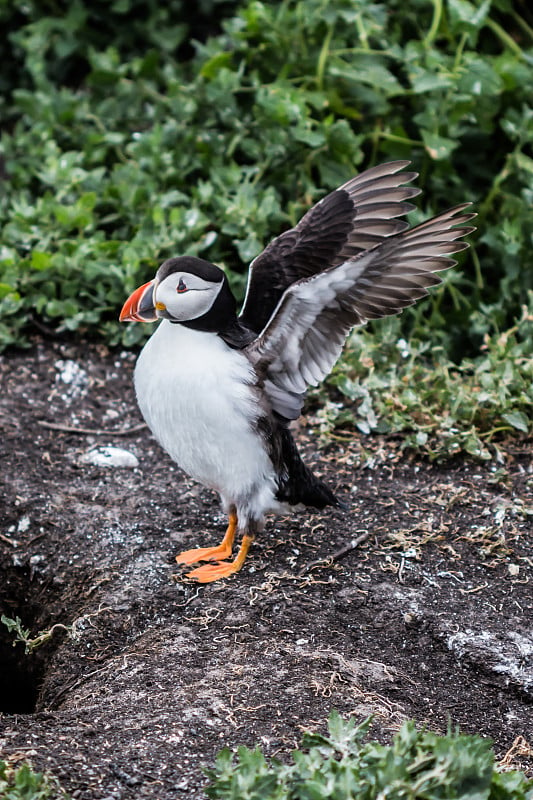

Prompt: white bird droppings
xmin=17 ymin=515 xmax=31 ymax=533
xmin=54 ymin=359 xmax=89 ymax=402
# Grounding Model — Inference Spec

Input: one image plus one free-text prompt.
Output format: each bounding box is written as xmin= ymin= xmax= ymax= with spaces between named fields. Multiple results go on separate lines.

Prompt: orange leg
xmin=175 ymin=511 xmax=238 ymax=566
xmin=185 ymin=535 xmax=254 ymax=583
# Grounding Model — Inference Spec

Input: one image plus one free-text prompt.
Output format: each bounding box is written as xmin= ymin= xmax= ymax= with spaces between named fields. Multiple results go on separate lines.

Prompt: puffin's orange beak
xmin=119 ymin=280 xmax=158 ymax=322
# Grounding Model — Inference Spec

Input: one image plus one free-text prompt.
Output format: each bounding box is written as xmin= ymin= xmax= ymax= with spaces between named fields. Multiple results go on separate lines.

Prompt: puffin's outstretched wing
xmin=245 ymin=205 xmax=476 ymax=420
xmin=239 ymin=161 xmax=421 ymax=334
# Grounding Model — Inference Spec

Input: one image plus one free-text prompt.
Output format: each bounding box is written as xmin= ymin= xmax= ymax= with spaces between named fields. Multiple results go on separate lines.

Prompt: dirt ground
xmin=0 ymin=338 xmax=532 ymax=799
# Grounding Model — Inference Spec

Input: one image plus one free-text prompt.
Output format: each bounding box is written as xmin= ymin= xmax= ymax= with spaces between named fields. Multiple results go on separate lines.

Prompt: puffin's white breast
xmin=134 ymin=321 xmax=278 ymax=508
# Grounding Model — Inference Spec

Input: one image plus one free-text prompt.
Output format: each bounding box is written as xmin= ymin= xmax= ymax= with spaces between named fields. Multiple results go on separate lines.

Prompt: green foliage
xmin=0 ymin=759 xmax=69 ymax=800
xmin=0 ymin=0 xmax=237 ymax=100
xmin=0 ymin=0 xmax=532 ymax=354
xmin=206 ymin=711 xmax=533 ymax=800
xmin=317 ymin=295 xmax=533 ymax=460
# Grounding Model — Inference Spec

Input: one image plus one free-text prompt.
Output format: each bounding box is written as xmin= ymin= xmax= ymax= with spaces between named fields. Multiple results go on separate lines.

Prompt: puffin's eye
xmin=177 ymin=278 xmax=187 ymax=294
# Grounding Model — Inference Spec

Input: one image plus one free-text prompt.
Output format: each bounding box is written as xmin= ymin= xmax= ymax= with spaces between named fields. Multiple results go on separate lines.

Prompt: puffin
xmin=120 ymin=161 xmax=475 ymax=583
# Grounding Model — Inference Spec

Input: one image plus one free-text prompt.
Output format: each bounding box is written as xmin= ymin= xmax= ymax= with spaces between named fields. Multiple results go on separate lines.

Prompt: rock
xmin=79 ymin=446 xmax=139 ymax=469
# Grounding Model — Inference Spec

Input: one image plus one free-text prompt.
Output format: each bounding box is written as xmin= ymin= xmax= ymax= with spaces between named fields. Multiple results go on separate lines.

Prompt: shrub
xmin=206 ymin=711 xmax=533 ymax=800
xmin=0 ymin=759 xmax=69 ymax=800
xmin=0 ymin=0 xmax=531 ymax=353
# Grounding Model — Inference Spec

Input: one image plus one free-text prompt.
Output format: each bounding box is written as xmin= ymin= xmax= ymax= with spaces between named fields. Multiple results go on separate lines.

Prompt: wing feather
xmin=246 ymin=205 xmax=476 ymax=417
xmin=239 ymin=161 xmax=420 ymax=333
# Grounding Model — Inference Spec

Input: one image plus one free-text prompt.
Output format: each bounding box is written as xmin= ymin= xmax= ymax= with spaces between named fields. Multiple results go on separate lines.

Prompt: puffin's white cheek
xmin=164 ymin=288 xmax=219 ymax=321
xmin=176 ymin=292 xmax=208 ymax=320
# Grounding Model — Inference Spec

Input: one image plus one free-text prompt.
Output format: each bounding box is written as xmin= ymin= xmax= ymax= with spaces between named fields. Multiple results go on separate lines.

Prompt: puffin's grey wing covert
xmin=245 ymin=204 xmax=476 ymax=420
xmin=239 ymin=161 xmax=421 ymax=335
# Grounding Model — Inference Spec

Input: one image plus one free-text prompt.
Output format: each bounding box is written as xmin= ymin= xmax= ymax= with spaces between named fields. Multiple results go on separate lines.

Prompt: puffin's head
xmin=120 ymin=256 xmax=237 ymax=330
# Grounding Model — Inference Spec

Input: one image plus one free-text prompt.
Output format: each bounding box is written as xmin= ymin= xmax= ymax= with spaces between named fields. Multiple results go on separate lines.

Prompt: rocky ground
xmin=0 ymin=339 xmax=532 ymax=798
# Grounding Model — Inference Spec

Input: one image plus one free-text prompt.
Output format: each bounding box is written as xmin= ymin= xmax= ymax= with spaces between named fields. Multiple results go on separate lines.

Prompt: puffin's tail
xmin=275 ymin=428 xmax=345 ymax=510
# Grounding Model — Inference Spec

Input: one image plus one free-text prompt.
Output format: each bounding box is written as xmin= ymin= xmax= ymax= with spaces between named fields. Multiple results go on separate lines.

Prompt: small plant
xmin=206 ymin=711 xmax=533 ymax=800
xmin=0 ymin=759 xmax=70 ymax=800
xmin=0 ymin=608 xmax=109 ymax=655
xmin=0 ymin=614 xmax=77 ymax=655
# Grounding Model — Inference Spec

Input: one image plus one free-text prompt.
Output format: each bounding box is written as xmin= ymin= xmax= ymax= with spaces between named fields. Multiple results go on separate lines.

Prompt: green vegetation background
xmin=1 ymin=0 xmax=532 ymax=457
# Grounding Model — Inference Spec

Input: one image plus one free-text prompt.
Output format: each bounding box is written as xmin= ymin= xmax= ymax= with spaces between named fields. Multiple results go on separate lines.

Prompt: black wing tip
xmin=380 ymin=159 xmax=412 ymax=171
xmin=417 ymin=203 xmax=478 ymax=223
xmin=407 ymin=204 xmax=477 ymax=238
xmin=306 ymin=482 xmax=345 ymax=510
xmin=442 ymin=202 xmax=477 ymax=221
xmin=340 ymin=161 xmax=418 ymax=194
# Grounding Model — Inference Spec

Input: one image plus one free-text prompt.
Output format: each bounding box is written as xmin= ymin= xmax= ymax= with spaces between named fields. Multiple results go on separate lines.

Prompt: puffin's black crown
xmin=157 ymin=256 xmax=224 ymax=284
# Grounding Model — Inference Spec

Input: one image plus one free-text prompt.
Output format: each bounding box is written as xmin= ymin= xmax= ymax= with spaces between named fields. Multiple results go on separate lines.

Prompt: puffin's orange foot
xmin=175 ymin=511 xmax=237 ymax=566
xmin=184 ymin=535 xmax=254 ymax=583
xmin=176 ymin=542 xmax=232 ymax=566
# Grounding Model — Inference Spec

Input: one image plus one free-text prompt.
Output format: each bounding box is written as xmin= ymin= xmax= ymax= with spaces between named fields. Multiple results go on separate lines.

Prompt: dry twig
xmin=38 ymin=420 xmax=146 ymax=436
xmin=299 ymin=530 xmax=371 ymax=575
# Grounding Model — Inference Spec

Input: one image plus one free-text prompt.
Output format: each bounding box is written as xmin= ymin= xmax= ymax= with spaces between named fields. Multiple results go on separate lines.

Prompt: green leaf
xmin=501 ymin=411 xmax=529 ymax=433
xmin=448 ymin=0 xmax=491 ymax=33
xmin=0 ymin=283 xmax=16 ymax=299
xmin=31 ymin=251 xmax=52 ymax=270
xmin=421 ymin=130 xmax=459 ymax=160
xmin=200 ymin=52 xmax=233 ymax=79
